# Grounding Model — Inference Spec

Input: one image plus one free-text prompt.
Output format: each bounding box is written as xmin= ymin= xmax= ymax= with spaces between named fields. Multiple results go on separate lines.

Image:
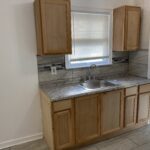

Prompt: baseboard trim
xmin=0 ymin=133 xmax=43 ymax=150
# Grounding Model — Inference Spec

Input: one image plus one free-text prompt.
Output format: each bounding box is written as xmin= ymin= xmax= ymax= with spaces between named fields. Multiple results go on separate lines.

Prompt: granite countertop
xmin=40 ymin=76 xmax=150 ymax=102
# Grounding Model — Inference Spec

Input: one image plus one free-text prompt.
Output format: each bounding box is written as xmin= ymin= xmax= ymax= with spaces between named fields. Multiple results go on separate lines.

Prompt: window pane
xmin=71 ymin=12 xmax=110 ymax=60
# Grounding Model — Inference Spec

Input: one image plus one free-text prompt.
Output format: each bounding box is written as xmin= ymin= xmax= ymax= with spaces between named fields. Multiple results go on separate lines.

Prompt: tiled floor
xmin=3 ymin=125 xmax=150 ymax=150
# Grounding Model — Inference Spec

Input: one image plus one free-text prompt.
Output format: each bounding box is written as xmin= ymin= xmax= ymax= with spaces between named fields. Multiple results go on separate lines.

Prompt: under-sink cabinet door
xmin=75 ymin=95 xmax=100 ymax=144
xmin=138 ymin=93 xmax=150 ymax=123
xmin=101 ymin=90 xmax=124 ymax=135
xmin=124 ymin=95 xmax=137 ymax=127
xmin=53 ymin=101 xmax=75 ymax=150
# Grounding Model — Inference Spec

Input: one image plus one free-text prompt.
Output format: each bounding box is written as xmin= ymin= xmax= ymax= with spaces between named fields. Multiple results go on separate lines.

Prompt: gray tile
xmin=129 ymin=50 xmax=148 ymax=78
xmin=129 ymin=50 xmax=148 ymax=65
xmin=38 ymin=71 xmax=51 ymax=82
xmin=126 ymin=130 xmax=150 ymax=146
xmin=56 ymin=69 xmax=73 ymax=80
xmin=79 ymin=145 xmax=98 ymax=150
xmin=37 ymin=55 xmax=65 ymax=65
xmin=11 ymin=139 xmax=49 ymax=150
xmin=132 ymin=143 xmax=150 ymax=150
xmin=138 ymin=125 xmax=150 ymax=134
xmin=1 ymin=148 xmax=11 ymax=150
xmin=38 ymin=69 xmax=73 ymax=82
xmin=129 ymin=63 xmax=148 ymax=78
xmin=72 ymin=68 xmax=88 ymax=79
xmin=95 ymin=138 xmax=137 ymax=150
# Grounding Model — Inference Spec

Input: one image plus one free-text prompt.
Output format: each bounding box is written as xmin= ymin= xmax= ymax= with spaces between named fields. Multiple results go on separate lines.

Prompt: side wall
xmin=0 ymin=0 xmax=42 ymax=149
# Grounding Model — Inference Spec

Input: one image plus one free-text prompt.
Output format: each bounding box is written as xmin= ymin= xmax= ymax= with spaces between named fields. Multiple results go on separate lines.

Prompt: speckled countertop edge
xmin=40 ymin=76 xmax=150 ymax=102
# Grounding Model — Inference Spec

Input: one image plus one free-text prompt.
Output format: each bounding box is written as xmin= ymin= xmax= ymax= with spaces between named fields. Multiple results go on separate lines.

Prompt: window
xmin=65 ymin=9 xmax=112 ymax=69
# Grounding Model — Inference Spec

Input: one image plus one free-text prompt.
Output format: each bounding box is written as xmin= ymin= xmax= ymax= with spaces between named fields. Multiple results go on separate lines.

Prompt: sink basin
xmin=81 ymin=80 xmax=116 ymax=90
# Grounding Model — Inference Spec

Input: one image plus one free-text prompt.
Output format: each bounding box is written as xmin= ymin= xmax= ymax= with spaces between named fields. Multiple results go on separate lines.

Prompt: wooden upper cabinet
xmin=101 ymin=90 xmax=124 ymax=135
xmin=34 ymin=0 xmax=72 ymax=55
xmin=75 ymin=95 xmax=100 ymax=144
xmin=113 ymin=6 xmax=141 ymax=51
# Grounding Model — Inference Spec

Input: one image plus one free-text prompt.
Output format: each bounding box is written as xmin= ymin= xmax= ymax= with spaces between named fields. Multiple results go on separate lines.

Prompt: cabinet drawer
xmin=53 ymin=100 xmax=72 ymax=112
xmin=125 ymin=86 xmax=138 ymax=96
xmin=139 ymin=84 xmax=150 ymax=93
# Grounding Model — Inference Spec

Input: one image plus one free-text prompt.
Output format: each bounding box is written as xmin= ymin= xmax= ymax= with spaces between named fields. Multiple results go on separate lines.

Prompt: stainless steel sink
xmin=80 ymin=80 xmax=116 ymax=90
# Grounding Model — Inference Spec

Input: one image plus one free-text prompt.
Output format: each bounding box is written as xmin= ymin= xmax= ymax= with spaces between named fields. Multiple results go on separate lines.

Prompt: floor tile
xmin=11 ymin=139 xmax=49 ymax=150
xmin=126 ymin=130 xmax=150 ymax=146
xmin=138 ymin=125 xmax=150 ymax=135
xmin=95 ymin=138 xmax=137 ymax=150
xmin=79 ymin=145 xmax=98 ymax=150
xmin=132 ymin=143 xmax=150 ymax=150
xmin=2 ymin=125 xmax=150 ymax=150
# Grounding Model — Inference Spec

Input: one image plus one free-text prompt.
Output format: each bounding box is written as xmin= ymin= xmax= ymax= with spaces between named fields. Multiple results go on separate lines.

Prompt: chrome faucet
xmin=87 ymin=64 xmax=97 ymax=80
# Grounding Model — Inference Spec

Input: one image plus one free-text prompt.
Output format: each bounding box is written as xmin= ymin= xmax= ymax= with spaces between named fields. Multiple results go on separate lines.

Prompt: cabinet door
xmin=54 ymin=108 xmax=74 ymax=149
xmin=124 ymin=95 xmax=137 ymax=127
xmin=40 ymin=0 xmax=71 ymax=54
xmin=125 ymin=6 xmax=141 ymax=50
xmin=101 ymin=90 xmax=123 ymax=135
xmin=75 ymin=95 xmax=100 ymax=144
xmin=138 ymin=93 xmax=150 ymax=123
xmin=113 ymin=6 xmax=125 ymax=51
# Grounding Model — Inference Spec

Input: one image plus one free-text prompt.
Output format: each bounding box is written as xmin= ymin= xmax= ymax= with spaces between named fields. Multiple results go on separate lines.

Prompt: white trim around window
xmin=65 ymin=6 xmax=113 ymax=69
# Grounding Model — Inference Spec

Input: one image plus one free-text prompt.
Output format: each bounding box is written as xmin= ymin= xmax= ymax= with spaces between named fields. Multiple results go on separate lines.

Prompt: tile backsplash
xmin=129 ymin=49 xmax=148 ymax=78
xmin=38 ymin=52 xmax=129 ymax=83
xmin=37 ymin=50 xmax=149 ymax=83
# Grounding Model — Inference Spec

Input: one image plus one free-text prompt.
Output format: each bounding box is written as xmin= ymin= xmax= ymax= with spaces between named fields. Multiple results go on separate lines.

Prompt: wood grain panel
xmin=113 ymin=6 xmax=125 ymax=51
xmin=75 ymin=95 xmax=100 ymax=144
xmin=125 ymin=86 xmax=138 ymax=96
xmin=40 ymin=0 xmax=71 ymax=54
xmin=34 ymin=0 xmax=43 ymax=55
xmin=113 ymin=6 xmax=141 ymax=51
xmin=54 ymin=109 xmax=75 ymax=149
xmin=53 ymin=100 xmax=72 ymax=112
xmin=139 ymin=84 xmax=150 ymax=94
xmin=125 ymin=6 xmax=141 ymax=50
xmin=34 ymin=0 xmax=72 ymax=55
xmin=101 ymin=90 xmax=124 ymax=135
xmin=138 ymin=93 xmax=150 ymax=123
xmin=124 ymin=95 xmax=137 ymax=127
xmin=40 ymin=91 xmax=55 ymax=150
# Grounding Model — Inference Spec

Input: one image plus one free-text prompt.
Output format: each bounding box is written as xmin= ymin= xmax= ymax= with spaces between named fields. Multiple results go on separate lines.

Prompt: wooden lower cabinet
xmin=41 ymin=84 xmax=150 ymax=150
xmin=101 ymin=90 xmax=124 ymax=135
xmin=138 ymin=93 xmax=150 ymax=123
xmin=124 ymin=95 xmax=137 ymax=127
xmin=54 ymin=109 xmax=75 ymax=150
xmin=75 ymin=95 xmax=100 ymax=144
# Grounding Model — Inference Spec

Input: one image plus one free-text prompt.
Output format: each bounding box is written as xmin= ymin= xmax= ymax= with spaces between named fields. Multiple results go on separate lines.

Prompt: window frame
xmin=65 ymin=6 xmax=113 ymax=69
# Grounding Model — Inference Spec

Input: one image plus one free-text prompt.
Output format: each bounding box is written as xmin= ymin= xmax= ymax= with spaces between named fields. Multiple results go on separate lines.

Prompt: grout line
xmin=126 ymin=137 xmax=139 ymax=146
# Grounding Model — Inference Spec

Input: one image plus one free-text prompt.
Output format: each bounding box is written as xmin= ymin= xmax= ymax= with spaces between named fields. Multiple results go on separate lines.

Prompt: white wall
xmin=0 ymin=0 xmax=42 ymax=149
xmin=135 ymin=0 xmax=150 ymax=78
xmin=0 ymin=0 xmax=137 ymax=149
xmin=72 ymin=0 xmax=136 ymax=9
xmin=136 ymin=0 xmax=150 ymax=49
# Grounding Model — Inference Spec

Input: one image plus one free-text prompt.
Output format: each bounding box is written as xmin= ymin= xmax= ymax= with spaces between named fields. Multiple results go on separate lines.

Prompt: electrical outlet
xmin=51 ymin=66 xmax=57 ymax=75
